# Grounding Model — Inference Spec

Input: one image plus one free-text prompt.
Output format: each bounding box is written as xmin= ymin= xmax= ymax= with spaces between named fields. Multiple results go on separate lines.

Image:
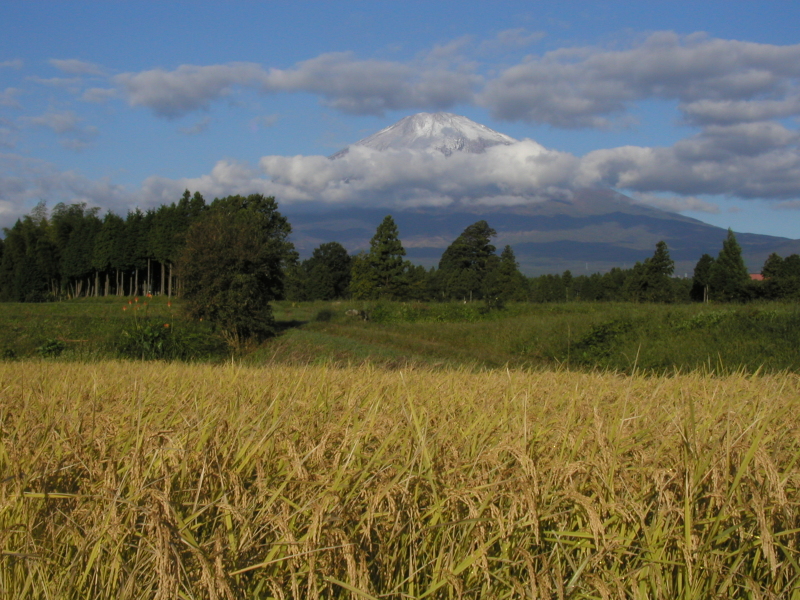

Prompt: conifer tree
xmin=691 ymin=254 xmax=714 ymax=302
xmin=438 ymin=220 xmax=497 ymax=301
xmin=708 ymin=229 xmax=749 ymax=301
xmin=483 ymin=245 xmax=528 ymax=302
xmin=350 ymin=216 xmax=408 ymax=300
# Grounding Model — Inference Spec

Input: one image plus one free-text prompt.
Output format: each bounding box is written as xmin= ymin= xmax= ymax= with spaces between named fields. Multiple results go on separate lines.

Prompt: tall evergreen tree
xmin=691 ymin=254 xmax=715 ymax=303
xmin=624 ymin=241 xmax=675 ymax=302
xmin=709 ymin=229 xmax=750 ymax=302
xmin=305 ymin=242 xmax=352 ymax=300
xmin=438 ymin=220 xmax=497 ymax=301
xmin=483 ymin=245 xmax=528 ymax=302
xmin=350 ymin=216 xmax=408 ymax=300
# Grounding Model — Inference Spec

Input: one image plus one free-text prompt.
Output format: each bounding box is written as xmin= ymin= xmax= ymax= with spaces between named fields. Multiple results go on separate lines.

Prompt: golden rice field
xmin=1 ymin=360 xmax=799 ymax=599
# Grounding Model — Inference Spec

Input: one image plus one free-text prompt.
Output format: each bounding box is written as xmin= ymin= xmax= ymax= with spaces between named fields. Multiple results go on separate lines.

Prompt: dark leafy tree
xmin=179 ymin=194 xmax=296 ymax=347
xmin=761 ymin=253 xmax=800 ymax=299
xmin=305 ymin=242 xmax=352 ymax=300
xmin=438 ymin=220 xmax=497 ymax=301
xmin=709 ymin=229 xmax=750 ymax=302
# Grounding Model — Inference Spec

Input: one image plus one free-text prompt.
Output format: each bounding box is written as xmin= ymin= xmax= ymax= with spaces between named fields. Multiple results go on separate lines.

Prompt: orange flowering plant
xmin=118 ymin=297 xmax=176 ymax=360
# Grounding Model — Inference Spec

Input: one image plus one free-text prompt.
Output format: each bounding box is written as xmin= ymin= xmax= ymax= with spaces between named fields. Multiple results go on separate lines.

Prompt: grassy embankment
xmin=1 ymin=360 xmax=798 ymax=598
xmin=266 ymin=300 xmax=800 ymax=374
xmin=4 ymin=296 xmax=798 ymax=374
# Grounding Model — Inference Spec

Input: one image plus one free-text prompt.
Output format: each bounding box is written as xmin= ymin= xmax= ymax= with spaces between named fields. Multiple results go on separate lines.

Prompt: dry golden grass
xmin=1 ymin=360 xmax=799 ymax=599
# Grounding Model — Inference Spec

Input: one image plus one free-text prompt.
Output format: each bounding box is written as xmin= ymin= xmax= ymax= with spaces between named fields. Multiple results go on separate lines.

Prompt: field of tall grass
xmin=2 ymin=360 xmax=798 ymax=598
xmin=2 ymin=298 xmax=800 ymax=374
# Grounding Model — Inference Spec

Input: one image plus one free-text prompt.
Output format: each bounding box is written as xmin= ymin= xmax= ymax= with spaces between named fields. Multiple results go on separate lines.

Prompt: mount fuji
xmin=281 ymin=113 xmax=800 ymax=276
xmin=330 ymin=112 xmax=517 ymax=158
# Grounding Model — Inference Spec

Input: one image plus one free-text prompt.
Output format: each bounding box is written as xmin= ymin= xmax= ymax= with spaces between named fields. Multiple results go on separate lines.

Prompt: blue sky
xmin=2 ymin=0 xmax=800 ymax=239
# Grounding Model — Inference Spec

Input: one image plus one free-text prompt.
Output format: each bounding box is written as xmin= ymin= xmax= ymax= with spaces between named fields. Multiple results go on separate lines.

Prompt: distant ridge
xmin=330 ymin=112 xmax=517 ymax=158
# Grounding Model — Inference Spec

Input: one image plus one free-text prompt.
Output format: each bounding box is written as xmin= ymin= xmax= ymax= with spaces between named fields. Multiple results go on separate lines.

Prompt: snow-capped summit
xmin=331 ymin=112 xmax=518 ymax=158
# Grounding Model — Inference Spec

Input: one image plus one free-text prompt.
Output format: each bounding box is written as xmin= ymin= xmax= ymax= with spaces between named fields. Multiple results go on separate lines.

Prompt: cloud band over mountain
xmin=1 ymin=30 xmax=800 ymax=229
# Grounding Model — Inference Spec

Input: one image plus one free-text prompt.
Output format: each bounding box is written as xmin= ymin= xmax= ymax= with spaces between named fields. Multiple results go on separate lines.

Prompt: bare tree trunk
xmin=168 ymin=263 xmax=173 ymax=298
xmin=147 ymin=258 xmax=151 ymax=294
xmin=135 ymin=269 xmax=139 ymax=297
xmin=160 ymin=261 xmax=165 ymax=296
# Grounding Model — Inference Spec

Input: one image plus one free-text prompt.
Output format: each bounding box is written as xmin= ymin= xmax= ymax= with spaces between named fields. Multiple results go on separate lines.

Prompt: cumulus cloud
xmin=49 ymin=59 xmax=106 ymax=76
xmin=82 ymin=87 xmax=118 ymax=103
xmin=480 ymin=31 xmax=800 ymax=127
xmin=107 ymin=31 xmax=800 ymax=130
xmin=22 ymin=110 xmax=99 ymax=150
xmin=262 ymin=51 xmax=478 ymax=115
xmin=631 ymin=192 xmax=720 ymax=213
xmin=577 ymin=140 xmax=800 ymax=199
xmin=114 ymin=53 xmax=479 ymax=118
xmin=0 ymin=87 xmax=22 ymax=108
xmin=0 ymin=118 xmax=18 ymax=149
xmin=0 ymin=153 xmax=134 ymax=228
xmin=135 ymin=141 xmax=578 ymax=211
xmin=131 ymin=110 xmax=800 ymax=213
xmin=249 ymin=114 xmax=278 ymax=129
xmin=773 ymin=200 xmax=800 ymax=210
xmin=115 ymin=62 xmax=267 ymax=118
xmin=478 ymin=28 xmax=546 ymax=55
xmin=178 ymin=116 xmax=211 ymax=136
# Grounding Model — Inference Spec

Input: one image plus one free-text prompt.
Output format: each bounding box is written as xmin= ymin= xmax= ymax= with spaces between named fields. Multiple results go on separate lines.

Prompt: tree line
xmin=2 ymin=191 xmax=799 ymax=314
xmin=0 ymin=190 xmax=206 ymax=302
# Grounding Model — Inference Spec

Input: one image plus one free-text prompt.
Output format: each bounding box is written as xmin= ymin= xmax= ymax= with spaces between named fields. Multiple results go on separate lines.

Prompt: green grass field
xmin=2 ymin=298 xmax=800 ymax=374
xmin=266 ymin=300 xmax=800 ymax=374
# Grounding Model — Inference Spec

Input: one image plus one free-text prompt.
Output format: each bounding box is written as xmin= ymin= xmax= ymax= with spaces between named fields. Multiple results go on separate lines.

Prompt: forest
xmin=2 ymin=190 xmax=799 ymax=313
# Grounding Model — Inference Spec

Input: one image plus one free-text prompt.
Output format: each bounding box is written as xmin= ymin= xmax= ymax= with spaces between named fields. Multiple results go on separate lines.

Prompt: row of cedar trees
xmin=0 ymin=191 xmax=206 ymax=302
xmin=1 ymin=191 xmax=798 ymax=304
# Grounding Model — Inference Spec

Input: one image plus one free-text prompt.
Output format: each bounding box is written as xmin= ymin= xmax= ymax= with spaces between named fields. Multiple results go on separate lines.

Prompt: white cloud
xmin=480 ymin=31 xmax=800 ymax=127
xmin=772 ymin=200 xmax=800 ymax=210
xmin=178 ymin=116 xmax=211 ymax=136
xmin=249 ymin=114 xmax=278 ymax=129
xmin=113 ymin=52 xmax=479 ymax=118
xmin=22 ymin=110 xmax=99 ymax=150
xmin=0 ymin=59 xmax=23 ymax=69
xmin=263 ymin=52 xmax=478 ymax=115
xmin=49 ymin=59 xmax=106 ymax=76
xmin=631 ymin=192 xmax=721 ymax=213
xmin=107 ymin=32 xmax=800 ymax=130
xmin=0 ymin=118 xmax=18 ymax=149
xmin=0 ymin=153 xmax=134 ymax=228
xmin=25 ymin=110 xmax=82 ymax=134
xmin=82 ymin=87 xmax=118 ymax=103
xmin=27 ymin=76 xmax=84 ymax=91
xmin=0 ymin=87 xmax=22 ymax=108
xmin=115 ymin=62 xmax=268 ymax=118
xmin=478 ymin=29 xmax=546 ymax=54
